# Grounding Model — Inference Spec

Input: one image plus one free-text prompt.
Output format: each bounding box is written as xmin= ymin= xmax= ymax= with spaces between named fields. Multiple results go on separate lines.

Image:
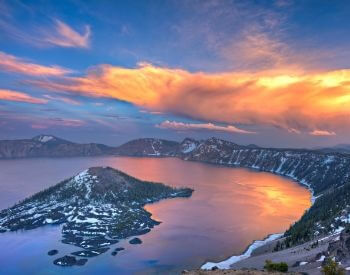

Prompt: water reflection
xmin=0 ymin=157 xmax=310 ymax=274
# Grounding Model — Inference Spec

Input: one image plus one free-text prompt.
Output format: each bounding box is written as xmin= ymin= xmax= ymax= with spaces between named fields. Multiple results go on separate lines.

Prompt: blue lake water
xmin=0 ymin=157 xmax=311 ymax=274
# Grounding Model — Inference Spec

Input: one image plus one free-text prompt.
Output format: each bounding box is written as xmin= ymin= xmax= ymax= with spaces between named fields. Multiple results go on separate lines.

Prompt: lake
xmin=0 ymin=157 xmax=311 ymax=274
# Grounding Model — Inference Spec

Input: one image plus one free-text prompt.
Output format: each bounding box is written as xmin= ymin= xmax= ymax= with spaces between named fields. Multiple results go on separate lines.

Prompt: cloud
xmin=43 ymin=19 xmax=91 ymax=48
xmin=0 ymin=88 xmax=47 ymax=104
xmin=31 ymin=118 xmax=84 ymax=129
xmin=0 ymin=16 xmax=90 ymax=49
xmin=28 ymin=63 xmax=350 ymax=134
xmin=43 ymin=94 xmax=80 ymax=105
xmin=157 ymin=120 xmax=255 ymax=134
xmin=0 ymin=51 xmax=71 ymax=76
xmin=221 ymin=27 xmax=294 ymax=71
xmin=309 ymin=130 xmax=336 ymax=136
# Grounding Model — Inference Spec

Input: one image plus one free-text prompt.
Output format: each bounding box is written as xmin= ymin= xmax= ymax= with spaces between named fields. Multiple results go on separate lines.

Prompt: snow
xmin=201 ymin=233 xmax=283 ymax=270
xmin=182 ymin=142 xmax=197 ymax=154
xmin=334 ymin=226 xmax=345 ymax=234
xmin=324 ymin=155 xmax=335 ymax=164
xmin=37 ymin=135 xmax=54 ymax=143
xmin=72 ymin=216 xmax=100 ymax=223
xmin=317 ymin=255 xmax=326 ymax=262
xmin=73 ymin=169 xmax=94 ymax=199
xmin=340 ymin=214 xmax=350 ymax=223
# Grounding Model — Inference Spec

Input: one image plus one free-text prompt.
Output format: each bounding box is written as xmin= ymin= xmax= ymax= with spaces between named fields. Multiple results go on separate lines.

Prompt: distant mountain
xmin=0 ymin=135 xmax=115 ymax=159
xmin=0 ymin=166 xmax=193 ymax=266
xmin=318 ymin=144 xmax=350 ymax=154
xmin=114 ymin=138 xmax=179 ymax=157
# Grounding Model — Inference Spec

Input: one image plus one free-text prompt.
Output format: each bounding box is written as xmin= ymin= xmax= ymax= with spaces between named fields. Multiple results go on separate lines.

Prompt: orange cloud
xmin=44 ymin=19 xmax=90 ymax=48
xmin=0 ymin=88 xmax=47 ymax=104
xmin=0 ymin=51 xmax=71 ymax=76
xmin=28 ymin=63 xmax=350 ymax=134
xmin=157 ymin=120 xmax=255 ymax=134
xmin=309 ymin=130 xmax=336 ymax=136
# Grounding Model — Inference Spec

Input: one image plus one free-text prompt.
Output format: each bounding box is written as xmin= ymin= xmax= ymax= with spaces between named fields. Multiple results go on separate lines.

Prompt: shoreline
xmin=200 ymin=168 xmax=316 ymax=271
xmin=201 ymin=233 xmax=284 ymax=270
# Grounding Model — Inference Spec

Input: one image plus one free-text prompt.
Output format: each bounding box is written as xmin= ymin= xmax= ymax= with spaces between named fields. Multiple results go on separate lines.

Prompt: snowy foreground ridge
xmin=201 ymin=234 xmax=283 ymax=270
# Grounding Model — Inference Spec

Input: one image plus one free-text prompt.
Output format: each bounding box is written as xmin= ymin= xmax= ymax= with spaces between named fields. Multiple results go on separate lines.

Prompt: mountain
xmin=114 ymin=137 xmax=350 ymax=248
xmin=0 ymin=167 xmax=193 ymax=266
xmin=318 ymin=144 xmax=350 ymax=154
xmin=114 ymin=138 xmax=179 ymax=157
xmin=0 ymin=135 xmax=115 ymax=159
xmin=114 ymin=137 xmax=350 ymax=195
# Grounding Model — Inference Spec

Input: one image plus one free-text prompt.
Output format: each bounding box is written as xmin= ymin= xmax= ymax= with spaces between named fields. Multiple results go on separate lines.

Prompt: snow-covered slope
xmin=175 ymin=137 xmax=350 ymax=195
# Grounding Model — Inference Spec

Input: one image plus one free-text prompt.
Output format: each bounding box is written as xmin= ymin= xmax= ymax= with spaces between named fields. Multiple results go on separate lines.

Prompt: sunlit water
xmin=0 ymin=157 xmax=311 ymax=274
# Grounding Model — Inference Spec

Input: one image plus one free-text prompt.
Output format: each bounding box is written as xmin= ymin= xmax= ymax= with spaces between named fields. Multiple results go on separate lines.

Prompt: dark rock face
xmin=111 ymin=247 xmax=125 ymax=255
xmin=53 ymin=255 xmax=83 ymax=266
xmin=129 ymin=237 xmax=142 ymax=244
xmin=0 ymin=135 xmax=115 ymax=159
xmin=76 ymin=259 xmax=88 ymax=266
xmin=48 ymin=249 xmax=58 ymax=256
xmin=0 ymin=167 xmax=193 ymax=266
xmin=327 ymin=229 xmax=350 ymax=262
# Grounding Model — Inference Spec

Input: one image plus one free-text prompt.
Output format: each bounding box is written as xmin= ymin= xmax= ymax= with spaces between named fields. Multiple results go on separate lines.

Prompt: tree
xmin=264 ymin=260 xmax=288 ymax=272
xmin=322 ymin=259 xmax=345 ymax=275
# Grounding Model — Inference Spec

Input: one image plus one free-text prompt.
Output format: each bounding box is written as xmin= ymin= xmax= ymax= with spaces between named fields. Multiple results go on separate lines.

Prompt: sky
xmin=0 ymin=0 xmax=350 ymax=148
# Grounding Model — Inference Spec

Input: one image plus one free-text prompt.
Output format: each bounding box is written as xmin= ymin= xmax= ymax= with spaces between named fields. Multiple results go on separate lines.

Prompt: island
xmin=0 ymin=166 xmax=193 ymax=266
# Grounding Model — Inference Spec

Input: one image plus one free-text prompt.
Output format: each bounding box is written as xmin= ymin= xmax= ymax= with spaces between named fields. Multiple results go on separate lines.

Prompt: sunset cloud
xmin=0 ymin=52 xmax=71 ymax=76
xmin=44 ymin=19 xmax=91 ymax=48
xmin=28 ymin=63 xmax=350 ymax=134
xmin=0 ymin=89 xmax=47 ymax=104
xmin=0 ymin=15 xmax=90 ymax=49
xmin=309 ymin=130 xmax=336 ymax=136
xmin=157 ymin=120 xmax=255 ymax=134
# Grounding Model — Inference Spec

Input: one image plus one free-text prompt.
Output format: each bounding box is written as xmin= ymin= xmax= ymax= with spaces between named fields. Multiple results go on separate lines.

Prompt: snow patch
xmin=201 ymin=233 xmax=283 ymax=270
xmin=182 ymin=142 xmax=197 ymax=154
xmin=317 ymin=255 xmax=326 ymax=262
xmin=37 ymin=135 xmax=54 ymax=143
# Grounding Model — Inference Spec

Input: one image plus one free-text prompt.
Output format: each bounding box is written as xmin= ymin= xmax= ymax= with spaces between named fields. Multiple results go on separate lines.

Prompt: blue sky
xmin=0 ymin=0 xmax=350 ymax=147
